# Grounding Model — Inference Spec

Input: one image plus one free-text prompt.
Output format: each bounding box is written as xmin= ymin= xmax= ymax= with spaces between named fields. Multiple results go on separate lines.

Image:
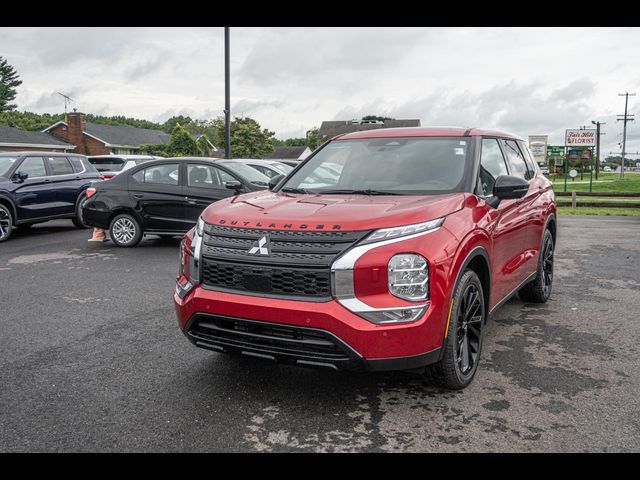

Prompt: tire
xmin=109 ymin=213 xmax=143 ymax=247
xmin=72 ymin=192 xmax=90 ymax=229
xmin=0 ymin=204 xmax=13 ymax=242
xmin=425 ymin=270 xmax=485 ymax=390
xmin=518 ymin=229 xmax=554 ymax=303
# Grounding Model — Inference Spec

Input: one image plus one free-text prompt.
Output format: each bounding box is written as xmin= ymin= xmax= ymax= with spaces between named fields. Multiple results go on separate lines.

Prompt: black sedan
xmin=81 ymin=157 xmax=270 ymax=247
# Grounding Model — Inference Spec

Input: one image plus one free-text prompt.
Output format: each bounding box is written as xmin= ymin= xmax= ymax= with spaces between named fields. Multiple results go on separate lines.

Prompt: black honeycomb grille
xmin=199 ymin=223 xmax=370 ymax=299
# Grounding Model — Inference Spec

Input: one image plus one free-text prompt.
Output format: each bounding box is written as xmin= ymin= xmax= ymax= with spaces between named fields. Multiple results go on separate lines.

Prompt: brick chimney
xmin=66 ymin=111 xmax=87 ymax=153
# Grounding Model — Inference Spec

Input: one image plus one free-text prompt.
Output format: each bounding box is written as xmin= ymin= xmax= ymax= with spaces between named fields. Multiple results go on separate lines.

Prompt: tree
xmin=0 ymin=57 xmax=22 ymax=113
xmin=224 ymin=117 xmax=275 ymax=158
xmin=306 ymin=127 xmax=319 ymax=150
xmin=162 ymin=115 xmax=194 ymax=134
xmin=361 ymin=115 xmax=395 ymax=122
xmin=166 ymin=124 xmax=200 ymax=157
xmin=139 ymin=143 xmax=169 ymax=156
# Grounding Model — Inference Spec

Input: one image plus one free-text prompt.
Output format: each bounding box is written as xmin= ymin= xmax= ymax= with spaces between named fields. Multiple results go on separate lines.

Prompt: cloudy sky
xmin=2 ymin=27 xmax=640 ymax=154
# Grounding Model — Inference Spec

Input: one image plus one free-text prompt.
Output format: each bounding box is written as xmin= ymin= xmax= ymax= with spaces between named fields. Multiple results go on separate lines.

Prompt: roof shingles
xmin=84 ymin=123 xmax=170 ymax=147
xmin=0 ymin=124 xmax=73 ymax=148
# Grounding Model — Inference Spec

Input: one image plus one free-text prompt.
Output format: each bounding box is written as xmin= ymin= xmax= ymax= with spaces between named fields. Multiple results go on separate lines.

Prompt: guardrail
xmin=555 ymin=191 xmax=640 ymax=208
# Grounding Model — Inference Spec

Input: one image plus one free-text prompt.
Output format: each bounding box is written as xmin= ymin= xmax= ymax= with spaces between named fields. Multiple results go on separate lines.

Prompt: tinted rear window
xmin=88 ymin=157 xmax=126 ymax=172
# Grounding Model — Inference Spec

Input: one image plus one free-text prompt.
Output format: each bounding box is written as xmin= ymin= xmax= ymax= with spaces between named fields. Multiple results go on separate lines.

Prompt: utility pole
xmin=224 ymin=27 xmax=231 ymax=159
xmin=591 ymin=121 xmax=605 ymax=179
xmin=617 ymin=92 xmax=635 ymax=179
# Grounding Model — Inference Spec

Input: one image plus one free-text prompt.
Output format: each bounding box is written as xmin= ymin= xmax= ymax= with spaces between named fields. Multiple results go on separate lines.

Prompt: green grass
xmin=557 ymin=206 xmax=640 ymax=216
xmin=551 ymin=172 xmax=640 ymax=193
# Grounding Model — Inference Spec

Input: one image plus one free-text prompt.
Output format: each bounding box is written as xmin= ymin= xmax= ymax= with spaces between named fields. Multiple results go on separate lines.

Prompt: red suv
xmin=174 ymin=127 xmax=556 ymax=389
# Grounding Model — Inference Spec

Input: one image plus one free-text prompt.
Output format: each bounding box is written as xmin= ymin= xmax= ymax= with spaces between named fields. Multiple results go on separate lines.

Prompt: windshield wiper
xmin=280 ymin=186 xmax=311 ymax=194
xmin=317 ymin=189 xmax=402 ymax=195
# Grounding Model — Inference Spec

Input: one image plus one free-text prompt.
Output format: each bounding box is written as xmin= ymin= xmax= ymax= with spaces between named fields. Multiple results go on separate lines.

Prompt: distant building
xmin=317 ymin=118 xmax=421 ymax=144
xmin=43 ymin=112 xmax=171 ymax=155
xmin=0 ymin=124 xmax=74 ymax=152
xmin=264 ymin=146 xmax=312 ymax=161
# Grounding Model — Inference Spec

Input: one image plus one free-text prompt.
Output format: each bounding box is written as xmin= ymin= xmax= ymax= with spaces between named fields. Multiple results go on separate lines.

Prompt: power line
xmin=617 ymin=92 xmax=636 ymax=179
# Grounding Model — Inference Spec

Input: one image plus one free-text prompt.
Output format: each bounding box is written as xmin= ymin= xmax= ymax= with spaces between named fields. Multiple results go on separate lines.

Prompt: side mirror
xmin=268 ymin=174 xmax=284 ymax=191
xmin=224 ymin=180 xmax=243 ymax=193
xmin=12 ymin=171 xmax=28 ymax=183
xmin=493 ymin=175 xmax=529 ymax=199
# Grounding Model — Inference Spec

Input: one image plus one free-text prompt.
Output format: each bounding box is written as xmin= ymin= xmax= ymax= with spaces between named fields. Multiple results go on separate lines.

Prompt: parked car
xmin=174 ymin=127 xmax=557 ymax=390
xmin=87 ymin=154 xmax=161 ymax=180
xmin=224 ymin=158 xmax=293 ymax=179
xmin=81 ymin=157 xmax=270 ymax=247
xmin=540 ymin=165 xmax=550 ymax=175
xmin=0 ymin=152 xmax=101 ymax=242
xmin=603 ymin=166 xmax=612 ymax=172
xmin=277 ymin=160 xmax=302 ymax=168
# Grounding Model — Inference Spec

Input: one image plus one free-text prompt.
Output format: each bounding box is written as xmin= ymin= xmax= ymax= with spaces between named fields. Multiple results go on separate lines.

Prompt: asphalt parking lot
xmin=1 ymin=216 xmax=639 ymax=452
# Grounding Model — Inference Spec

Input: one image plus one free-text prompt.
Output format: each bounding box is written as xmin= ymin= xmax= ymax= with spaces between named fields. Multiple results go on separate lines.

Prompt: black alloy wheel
xmin=455 ymin=283 xmax=484 ymax=377
xmin=0 ymin=205 xmax=12 ymax=242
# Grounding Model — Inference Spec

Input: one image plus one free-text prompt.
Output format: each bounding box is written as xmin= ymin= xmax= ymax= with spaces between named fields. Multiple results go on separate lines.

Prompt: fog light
xmin=388 ymin=254 xmax=429 ymax=301
xmin=359 ymin=306 xmax=427 ymax=324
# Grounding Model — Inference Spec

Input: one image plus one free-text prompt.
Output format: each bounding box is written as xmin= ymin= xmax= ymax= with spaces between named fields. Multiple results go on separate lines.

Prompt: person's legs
xmin=88 ymin=227 xmax=107 ymax=242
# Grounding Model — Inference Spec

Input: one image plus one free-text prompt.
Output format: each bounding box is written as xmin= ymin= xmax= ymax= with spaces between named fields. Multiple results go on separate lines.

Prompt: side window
xmin=479 ymin=139 xmax=509 ymax=197
xmin=517 ymin=141 xmax=537 ymax=179
xmin=132 ymin=164 xmax=179 ymax=185
xmin=250 ymin=164 xmax=276 ymax=178
xmin=187 ymin=164 xmax=223 ymax=188
xmin=217 ymin=168 xmax=235 ymax=183
xmin=46 ymin=156 xmax=74 ymax=176
xmin=68 ymin=156 xmax=84 ymax=173
xmin=19 ymin=157 xmax=47 ymax=177
xmin=501 ymin=140 xmax=530 ymax=180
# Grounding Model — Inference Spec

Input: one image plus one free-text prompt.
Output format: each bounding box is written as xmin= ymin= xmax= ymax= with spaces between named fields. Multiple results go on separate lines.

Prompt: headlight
xmin=362 ymin=217 xmax=444 ymax=245
xmin=388 ymin=254 xmax=429 ymax=301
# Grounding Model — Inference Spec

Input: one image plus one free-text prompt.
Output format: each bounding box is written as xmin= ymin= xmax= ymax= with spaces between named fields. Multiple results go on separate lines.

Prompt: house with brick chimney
xmin=42 ymin=111 xmax=172 ymax=156
xmin=0 ymin=124 xmax=74 ymax=152
xmin=317 ymin=118 xmax=421 ymax=145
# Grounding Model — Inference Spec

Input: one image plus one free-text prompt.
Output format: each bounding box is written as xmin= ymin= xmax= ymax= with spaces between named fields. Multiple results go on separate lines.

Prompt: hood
xmin=201 ymin=190 xmax=468 ymax=232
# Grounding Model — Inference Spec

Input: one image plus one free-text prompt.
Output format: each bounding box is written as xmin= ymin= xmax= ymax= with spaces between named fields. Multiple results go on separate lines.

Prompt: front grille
xmin=200 ymin=224 xmax=370 ymax=299
xmin=187 ymin=315 xmax=356 ymax=366
xmin=202 ymin=261 xmax=331 ymax=297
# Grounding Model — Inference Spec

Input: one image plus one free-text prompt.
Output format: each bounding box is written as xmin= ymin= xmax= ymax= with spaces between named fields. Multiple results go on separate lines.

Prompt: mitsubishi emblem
xmin=248 ymin=236 xmax=270 ymax=256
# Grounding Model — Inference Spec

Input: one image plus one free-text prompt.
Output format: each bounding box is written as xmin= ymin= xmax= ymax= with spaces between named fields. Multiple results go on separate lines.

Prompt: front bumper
xmin=174 ymin=285 xmax=447 ymax=371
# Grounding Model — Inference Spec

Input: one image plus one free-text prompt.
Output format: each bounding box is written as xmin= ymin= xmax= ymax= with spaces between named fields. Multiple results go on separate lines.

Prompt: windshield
xmin=0 ymin=156 xmax=18 ymax=177
xmin=280 ymin=137 xmax=471 ymax=195
xmin=218 ymin=160 xmax=271 ymax=186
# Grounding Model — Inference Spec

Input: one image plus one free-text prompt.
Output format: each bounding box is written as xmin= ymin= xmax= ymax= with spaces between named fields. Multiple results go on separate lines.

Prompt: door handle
xmin=133 ymin=193 xmax=144 ymax=199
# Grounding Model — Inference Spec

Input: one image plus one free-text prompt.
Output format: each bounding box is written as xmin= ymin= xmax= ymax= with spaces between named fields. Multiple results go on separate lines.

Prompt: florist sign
xmin=565 ymin=129 xmax=596 ymax=147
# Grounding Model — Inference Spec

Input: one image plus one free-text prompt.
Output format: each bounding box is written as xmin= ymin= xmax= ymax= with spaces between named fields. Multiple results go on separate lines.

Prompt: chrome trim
xmin=339 ymin=296 xmax=428 ymax=313
xmin=190 ymin=231 xmax=203 ymax=285
xmin=332 ymin=226 xmax=442 ymax=271
xmin=331 ymin=226 xmax=440 ymax=322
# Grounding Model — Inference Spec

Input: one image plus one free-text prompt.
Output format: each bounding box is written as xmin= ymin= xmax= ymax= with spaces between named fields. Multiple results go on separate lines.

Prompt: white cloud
xmin=1 ymin=26 xmax=639 ymax=154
